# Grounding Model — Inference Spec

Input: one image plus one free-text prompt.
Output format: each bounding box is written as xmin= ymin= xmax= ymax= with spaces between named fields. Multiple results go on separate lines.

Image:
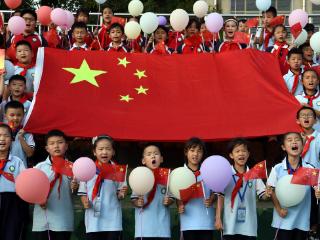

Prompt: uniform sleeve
xmin=77 ymin=182 xmax=87 ymax=196
xmin=256 ymin=179 xmax=266 ymax=199
xmin=267 ymin=167 xmax=277 ymax=188
xmin=25 ymin=133 xmax=35 ymax=148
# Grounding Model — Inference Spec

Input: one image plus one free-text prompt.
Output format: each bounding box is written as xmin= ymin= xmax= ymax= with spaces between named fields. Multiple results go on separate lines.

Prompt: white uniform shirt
xmin=0 ymin=155 xmax=25 ymax=192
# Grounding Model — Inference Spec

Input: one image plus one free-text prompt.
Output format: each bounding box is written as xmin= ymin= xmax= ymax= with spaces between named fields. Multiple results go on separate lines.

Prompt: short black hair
xmin=45 ymin=129 xmax=67 ymax=145
xmin=109 ymin=23 xmax=124 ymax=34
xmin=4 ymin=101 xmax=24 ymax=113
xmin=184 ymin=137 xmax=206 ymax=162
xmin=186 ymin=19 xmax=201 ymax=30
xmin=304 ymin=23 xmax=315 ymax=33
xmin=76 ymin=8 xmax=89 ymax=19
xmin=0 ymin=123 xmax=13 ymax=139
xmin=263 ymin=6 xmax=277 ymax=17
xmin=280 ymin=132 xmax=302 ymax=145
xmin=101 ymin=5 xmax=113 ymax=14
xmin=71 ymin=22 xmax=88 ymax=33
xmin=21 ymin=9 xmax=37 ymax=21
xmin=299 ymin=43 xmax=312 ymax=52
xmin=287 ymin=47 xmax=303 ymax=59
xmin=272 ymin=24 xmax=286 ymax=35
xmin=8 ymin=74 xmax=26 ymax=84
xmin=15 ymin=40 xmax=32 ymax=50
xmin=92 ymin=134 xmax=115 ymax=150
xmin=155 ymin=25 xmax=169 ymax=35
xmin=141 ymin=142 xmax=162 ymax=157
xmin=227 ymin=138 xmax=250 ymax=154
xmin=296 ymin=106 xmax=316 ymax=119
xmin=238 ymin=19 xmax=247 ymax=24
xmin=302 ymin=68 xmax=319 ymax=80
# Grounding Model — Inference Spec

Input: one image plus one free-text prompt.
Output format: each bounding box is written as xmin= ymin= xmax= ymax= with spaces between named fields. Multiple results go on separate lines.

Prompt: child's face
xmin=303 ymin=46 xmax=314 ymax=62
xmin=287 ymin=53 xmax=302 ymax=71
xmin=281 ymin=133 xmax=303 ymax=157
xmin=186 ymin=22 xmax=199 ymax=37
xmin=45 ymin=136 xmax=68 ymax=157
xmin=224 ymin=21 xmax=237 ymax=39
xmin=302 ymin=71 xmax=319 ymax=91
xmin=200 ymin=23 xmax=206 ymax=33
xmin=109 ymin=27 xmax=123 ymax=43
xmin=9 ymin=80 xmax=26 ymax=97
xmin=238 ymin=22 xmax=248 ymax=33
xmin=264 ymin=12 xmax=274 ymax=27
xmin=154 ymin=28 xmax=167 ymax=44
xmin=22 ymin=13 xmax=36 ymax=34
xmin=16 ymin=45 xmax=33 ymax=64
xmin=274 ymin=26 xmax=286 ymax=42
xmin=186 ymin=145 xmax=203 ymax=167
xmin=76 ymin=13 xmax=88 ymax=24
xmin=103 ymin=8 xmax=113 ymax=24
xmin=72 ymin=27 xmax=87 ymax=44
xmin=5 ymin=108 xmax=24 ymax=128
xmin=0 ymin=127 xmax=12 ymax=152
xmin=142 ymin=145 xmax=163 ymax=170
xmin=229 ymin=144 xmax=249 ymax=167
xmin=297 ymin=109 xmax=316 ymax=130
xmin=93 ymin=139 xmax=114 ymax=164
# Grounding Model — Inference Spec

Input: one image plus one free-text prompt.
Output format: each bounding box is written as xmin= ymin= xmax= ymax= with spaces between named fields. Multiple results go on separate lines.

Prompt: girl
xmin=146 ymin=26 xmax=172 ymax=55
xmin=295 ymin=69 xmax=320 ymax=131
xmin=97 ymin=6 xmax=113 ymax=50
xmin=267 ymin=132 xmax=314 ymax=240
xmin=178 ymin=137 xmax=215 ymax=240
xmin=78 ymin=135 xmax=127 ymax=240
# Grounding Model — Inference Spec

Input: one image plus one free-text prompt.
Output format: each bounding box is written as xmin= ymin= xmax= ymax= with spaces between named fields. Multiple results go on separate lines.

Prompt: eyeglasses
xmin=299 ymin=114 xmax=315 ymax=119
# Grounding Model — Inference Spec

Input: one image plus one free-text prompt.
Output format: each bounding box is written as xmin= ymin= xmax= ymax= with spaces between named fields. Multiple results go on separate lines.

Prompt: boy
xmin=70 ymin=22 xmax=89 ymax=51
xmin=131 ymin=144 xmax=174 ymax=239
xmin=105 ymin=23 xmax=128 ymax=52
xmin=304 ymin=23 xmax=315 ymax=43
xmin=33 ymin=129 xmax=78 ymax=240
xmin=283 ymin=48 xmax=304 ymax=95
xmin=300 ymin=43 xmax=319 ymax=70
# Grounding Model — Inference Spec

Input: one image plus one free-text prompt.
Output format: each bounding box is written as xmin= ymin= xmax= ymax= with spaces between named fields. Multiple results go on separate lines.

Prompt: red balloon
xmin=16 ymin=168 xmax=50 ymax=204
xmin=37 ymin=6 xmax=52 ymax=26
xmin=4 ymin=0 xmax=22 ymax=9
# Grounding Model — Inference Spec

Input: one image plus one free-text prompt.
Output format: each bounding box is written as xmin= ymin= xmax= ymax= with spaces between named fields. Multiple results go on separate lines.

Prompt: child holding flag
xmin=131 ymin=143 xmax=173 ymax=239
xmin=215 ymin=138 xmax=271 ymax=240
xmin=78 ymin=135 xmax=128 ymax=240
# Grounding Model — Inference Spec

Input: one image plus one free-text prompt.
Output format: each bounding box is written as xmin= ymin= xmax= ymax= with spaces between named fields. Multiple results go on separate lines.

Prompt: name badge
xmin=236 ymin=206 xmax=246 ymax=222
xmin=93 ymin=197 xmax=101 ymax=217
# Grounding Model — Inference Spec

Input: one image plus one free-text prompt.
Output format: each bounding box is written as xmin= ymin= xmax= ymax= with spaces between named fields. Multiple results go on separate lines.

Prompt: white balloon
xmin=129 ymin=167 xmax=155 ymax=195
xmin=139 ymin=12 xmax=158 ymax=34
xmin=311 ymin=0 xmax=320 ymax=5
xmin=95 ymin=0 xmax=107 ymax=4
xmin=275 ymin=175 xmax=307 ymax=208
xmin=169 ymin=167 xmax=196 ymax=200
xmin=310 ymin=31 xmax=320 ymax=53
xmin=256 ymin=0 xmax=271 ymax=11
xmin=170 ymin=9 xmax=189 ymax=32
xmin=128 ymin=0 xmax=144 ymax=17
xmin=125 ymin=21 xmax=141 ymax=39
xmin=193 ymin=0 xmax=208 ymax=18
xmin=294 ymin=29 xmax=308 ymax=46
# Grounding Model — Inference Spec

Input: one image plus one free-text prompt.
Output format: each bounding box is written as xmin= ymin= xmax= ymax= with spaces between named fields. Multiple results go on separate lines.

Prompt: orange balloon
xmin=4 ymin=0 xmax=22 ymax=9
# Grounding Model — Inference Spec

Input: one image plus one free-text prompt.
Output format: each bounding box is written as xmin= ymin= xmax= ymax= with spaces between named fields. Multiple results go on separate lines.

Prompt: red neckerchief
xmin=15 ymin=62 xmax=35 ymax=76
xmin=291 ymin=69 xmax=301 ymax=95
xmin=98 ymin=24 xmax=112 ymax=50
xmin=17 ymin=94 xmax=29 ymax=104
xmin=303 ymin=61 xmax=314 ymax=70
xmin=219 ymin=41 xmax=241 ymax=53
xmin=231 ymin=172 xmax=244 ymax=209
xmin=304 ymin=91 xmax=320 ymax=107
xmin=0 ymin=159 xmax=14 ymax=182
xmin=272 ymin=41 xmax=288 ymax=58
xmin=143 ymin=181 xmax=157 ymax=209
xmin=301 ymin=135 xmax=315 ymax=158
xmin=264 ymin=29 xmax=272 ymax=49
xmin=92 ymin=161 xmax=107 ymax=201
xmin=49 ymin=157 xmax=71 ymax=199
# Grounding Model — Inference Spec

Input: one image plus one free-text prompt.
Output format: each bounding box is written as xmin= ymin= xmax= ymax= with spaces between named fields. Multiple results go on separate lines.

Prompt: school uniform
xmin=98 ymin=25 xmax=112 ymax=50
xmin=267 ymin=42 xmax=290 ymax=75
xmin=0 ymin=95 xmax=32 ymax=122
xmin=168 ymin=31 xmax=184 ymax=52
xmin=255 ymin=28 xmax=274 ymax=51
xmin=178 ymin=43 xmax=205 ymax=54
xmin=222 ymin=166 xmax=265 ymax=239
xmin=10 ymin=131 xmax=35 ymax=168
xmin=69 ymin=43 xmax=89 ymax=51
xmin=105 ymin=42 xmax=128 ymax=52
xmin=301 ymin=130 xmax=320 ymax=169
xmin=282 ymin=69 xmax=304 ymax=96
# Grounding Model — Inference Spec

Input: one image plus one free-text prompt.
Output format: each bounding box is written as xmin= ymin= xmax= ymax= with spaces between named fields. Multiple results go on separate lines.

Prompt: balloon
xmin=158 ymin=16 xmax=167 ymax=26
xmin=193 ymin=0 xmax=209 ymax=18
xmin=72 ymin=157 xmax=96 ymax=181
xmin=129 ymin=167 xmax=155 ymax=195
xmin=140 ymin=12 xmax=158 ymax=34
xmin=205 ymin=12 xmax=224 ymax=33
xmin=50 ymin=8 xmax=67 ymax=27
xmin=124 ymin=21 xmax=141 ymax=39
xmin=4 ymin=0 xmax=21 ymax=9
xmin=255 ymin=0 xmax=271 ymax=11
xmin=16 ymin=168 xmax=50 ymax=204
xmin=288 ymin=9 xmax=309 ymax=28
xmin=170 ymin=9 xmax=189 ymax=32
xmin=169 ymin=167 xmax=196 ymax=199
xmin=64 ymin=10 xmax=75 ymax=29
xmin=128 ymin=0 xmax=144 ymax=17
xmin=200 ymin=155 xmax=233 ymax=192
xmin=95 ymin=0 xmax=107 ymax=4
xmin=310 ymin=32 xmax=320 ymax=53
xmin=8 ymin=16 xmax=26 ymax=35
xmin=37 ymin=6 xmax=52 ymax=26
xmin=275 ymin=175 xmax=307 ymax=208
xmin=311 ymin=0 xmax=320 ymax=5
xmin=294 ymin=29 xmax=308 ymax=46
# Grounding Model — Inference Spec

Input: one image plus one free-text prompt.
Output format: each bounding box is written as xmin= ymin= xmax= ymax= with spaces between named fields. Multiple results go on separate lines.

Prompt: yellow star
xmin=118 ymin=57 xmax=131 ymax=68
xmin=134 ymin=69 xmax=147 ymax=79
xmin=63 ymin=59 xmax=106 ymax=87
xmin=258 ymin=164 xmax=263 ymax=168
xmin=312 ymin=171 xmax=317 ymax=176
xmin=135 ymin=85 xmax=148 ymax=95
xmin=120 ymin=95 xmax=134 ymax=102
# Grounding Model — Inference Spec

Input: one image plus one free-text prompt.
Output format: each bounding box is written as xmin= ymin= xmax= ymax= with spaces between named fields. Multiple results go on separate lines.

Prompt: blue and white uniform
xmin=283 ymin=69 xmax=304 ymax=96
xmin=301 ymin=130 xmax=320 ymax=169
xmin=0 ymin=155 xmax=25 ymax=192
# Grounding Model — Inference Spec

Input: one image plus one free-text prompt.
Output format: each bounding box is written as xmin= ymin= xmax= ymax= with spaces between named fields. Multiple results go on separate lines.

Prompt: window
xmin=230 ymin=0 xmax=292 ymax=13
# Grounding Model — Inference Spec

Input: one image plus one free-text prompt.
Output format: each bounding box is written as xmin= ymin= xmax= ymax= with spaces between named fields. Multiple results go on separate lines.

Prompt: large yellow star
xmin=134 ymin=69 xmax=147 ymax=79
xmin=118 ymin=57 xmax=131 ymax=68
xmin=120 ymin=95 xmax=134 ymax=102
xmin=63 ymin=59 xmax=106 ymax=87
xmin=135 ymin=85 xmax=148 ymax=95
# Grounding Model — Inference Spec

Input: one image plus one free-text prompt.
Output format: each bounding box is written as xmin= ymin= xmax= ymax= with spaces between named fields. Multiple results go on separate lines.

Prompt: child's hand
xmin=277 ymin=207 xmax=288 ymax=218
xmin=178 ymin=203 xmax=185 ymax=214
xmin=80 ymin=195 xmax=91 ymax=209
xmin=137 ymin=196 xmax=144 ymax=208
xmin=40 ymin=202 xmax=47 ymax=209
xmin=314 ymin=187 xmax=320 ymax=199
xmin=215 ymin=217 xmax=223 ymax=231
xmin=70 ymin=178 xmax=79 ymax=192
xmin=118 ymin=185 xmax=128 ymax=200
xmin=265 ymin=185 xmax=273 ymax=198
xmin=204 ymin=198 xmax=214 ymax=208
xmin=17 ymin=129 xmax=25 ymax=139
xmin=163 ymin=196 xmax=171 ymax=206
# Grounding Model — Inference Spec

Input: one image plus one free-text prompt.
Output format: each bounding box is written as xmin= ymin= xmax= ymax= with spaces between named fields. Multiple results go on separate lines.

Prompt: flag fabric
xmin=180 ymin=182 xmax=204 ymax=204
xmin=290 ymin=23 xmax=302 ymax=39
xmin=291 ymin=167 xmax=319 ymax=186
xmin=244 ymin=160 xmax=267 ymax=181
xmin=234 ymin=32 xmax=251 ymax=45
xmin=52 ymin=156 xmax=73 ymax=177
xmin=246 ymin=17 xmax=259 ymax=28
xmin=24 ymin=48 xmax=300 ymax=140
xmin=111 ymin=17 xmax=126 ymax=26
xmin=154 ymin=168 xmax=170 ymax=186
xmin=102 ymin=163 xmax=127 ymax=182
xmin=269 ymin=15 xmax=286 ymax=27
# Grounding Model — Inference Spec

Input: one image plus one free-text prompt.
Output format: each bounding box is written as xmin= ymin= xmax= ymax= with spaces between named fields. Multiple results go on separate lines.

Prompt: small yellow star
xmin=135 ymin=85 xmax=148 ymax=95
xmin=120 ymin=95 xmax=134 ymax=102
xmin=312 ymin=171 xmax=317 ymax=176
xmin=118 ymin=57 xmax=131 ymax=68
xmin=120 ymin=168 xmax=124 ymax=171
xmin=258 ymin=164 xmax=263 ymax=168
xmin=134 ymin=69 xmax=147 ymax=79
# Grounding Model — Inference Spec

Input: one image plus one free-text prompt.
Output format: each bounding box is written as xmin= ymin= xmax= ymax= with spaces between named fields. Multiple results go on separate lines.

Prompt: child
xmin=97 ymin=6 xmax=113 ymax=50
xmin=304 ymin=23 xmax=315 ymax=43
xmin=177 ymin=137 xmax=215 ymax=240
xmin=146 ymin=26 xmax=172 ymax=55
xmin=267 ymin=132 xmax=314 ymax=240
xmin=70 ymin=22 xmax=89 ymax=51
xmin=78 ymin=135 xmax=128 ymax=240
xmin=73 ymin=8 xmax=94 ymax=47
xmin=32 ymin=129 xmax=78 ymax=240
xmin=283 ymin=48 xmax=304 ymax=95
xmin=131 ymin=143 xmax=174 ymax=239
xmin=4 ymin=101 xmax=34 ymax=167
xmin=295 ymin=69 xmax=320 ymax=131
xmin=300 ymin=43 xmax=319 ymax=70
xmin=238 ymin=19 xmax=249 ymax=33
xmin=0 ymin=123 xmax=26 ymax=240
xmin=105 ymin=23 xmax=128 ymax=52
xmin=215 ymin=138 xmax=271 ymax=240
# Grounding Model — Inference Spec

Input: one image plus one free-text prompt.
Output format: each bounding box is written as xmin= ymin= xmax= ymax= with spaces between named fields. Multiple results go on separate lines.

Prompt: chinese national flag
xmin=246 ymin=17 xmax=259 ymax=28
xmin=154 ymin=168 xmax=170 ymax=186
xmin=180 ymin=182 xmax=204 ymax=204
xmin=154 ymin=41 xmax=167 ymax=54
xmin=24 ymin=48 xmax=300 ymax=140
xmin=290 ymin=23 xmax=302 ymax=39
xmin=269 ymin=15 xmax=286 ymax=27
xmin=244 ymin=160 xmax=267 ymax=181
xmin=291 ymin=167 xmax=319 ymax=186
xmin=52 ymin=156 xmax=73 ymax=177
xmin=234 ymin=32 xmax=251 ymax=45
xmin=101 ymin=163 xmax=127 ymax=182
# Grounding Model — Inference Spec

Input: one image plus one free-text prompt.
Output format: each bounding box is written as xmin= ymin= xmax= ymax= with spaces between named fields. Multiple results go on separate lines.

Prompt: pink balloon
xmin=16 ymin=168 xmax=50 ymax=204
xmin=50 ymin=8 xmax=67 ymax=26
xmin=65 ymin=11 xmax=75 ymax=29
xmin=8 ymin=16 xmax=26 ymax=35
xmin=37 ymin=6 xmax=52 ymax=26
xmin=72 ymin=157 xmax=96 ymax=181
xmin=205 ymin=12 xmax=224 ymax=33
xmin=288 ymin=9 xmax=308 ymax=28
xmin=4 ymin=0 xmax=21 ymax=9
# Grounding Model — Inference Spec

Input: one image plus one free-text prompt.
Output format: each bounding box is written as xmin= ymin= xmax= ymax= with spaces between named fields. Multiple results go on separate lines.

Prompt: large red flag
xmin=180 ymin=182 xmax=204 ymax=204
xmin=244 ymin=160 xmax=267 ymax=181
xmin=24 ymin=48 xmax=300 ymax=140
xmin=291 ymin=167 xmax=319 ymax=186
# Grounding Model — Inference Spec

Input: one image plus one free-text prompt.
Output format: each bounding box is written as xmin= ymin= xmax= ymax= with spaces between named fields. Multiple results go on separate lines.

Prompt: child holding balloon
xmin=77 ymin=135 xmax=128 ymax=240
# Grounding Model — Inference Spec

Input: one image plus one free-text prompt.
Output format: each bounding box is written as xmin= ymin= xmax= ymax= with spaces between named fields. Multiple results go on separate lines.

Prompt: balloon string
xmin=45 ymin=209 xmax=51 ymax=240
xmin=139 ymin=208 xmax=143 ymax=240
xmin=273 ymin=219 xmax=282 ymax=240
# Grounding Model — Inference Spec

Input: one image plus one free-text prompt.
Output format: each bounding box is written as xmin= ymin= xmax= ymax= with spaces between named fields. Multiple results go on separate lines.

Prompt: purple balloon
xmin=288 ymin=9 xmax=308 ymax=28
xmin=205 ymin=12 xmax=223 ymax=33
xmin=158 ymin=16 xmax=167 ymax=26
xmin=200 ymin=155 xmax=233 ymax=192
